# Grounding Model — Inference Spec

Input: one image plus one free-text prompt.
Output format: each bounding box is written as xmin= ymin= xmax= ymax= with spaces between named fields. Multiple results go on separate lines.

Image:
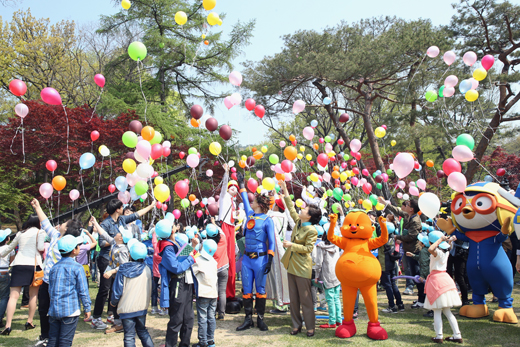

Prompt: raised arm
xmin=0 ymin=232 xmax=20 ymax=258
xmin=237 ymin=172 xmax=253 ymax=217
xmin=378 ymin=197 xmax=406 ymax=218
xmin=31 ymin=199 xmax=60 ymax=239
xmin=90 ymin=217 xmax=115 ymax=245
xmin=84 ymin=228 xmax=98 ymax=250
xmin=279 ymin=180 xmax=300 ymax=224
xmin=327 ymin=214 xmax=347 ymax=249
xmin=368 ymin=216 xmax=389 ymax=250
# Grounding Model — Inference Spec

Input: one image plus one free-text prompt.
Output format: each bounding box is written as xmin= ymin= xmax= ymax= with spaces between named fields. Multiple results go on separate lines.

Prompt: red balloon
xmin=246 ymin=156 xmax=256 ymax=167
xmin=281 ymin=159 xmax=294 ymax=173
xmin=166 ymin=195 xmax=171 ymax=202
xmin=339 ymin=113 xmax=349 ymax=123
xmin=496 ymin=168 xmax=506 ymax=176
xmin=317 ymin=153 xmax=329 ymax=167
xmin=350 ymin=159 xmax=357 ymax=166
xmin=156 ymin=201 xmax=163 ymax=209
xmin=352 ymin=167 xmax=360 ymax=175
xmin=40 ymin=87 xmax=62 ymax=105
xmin=108 ymin=184 xmax=116 ymax=193
xmin=254 ymin=105 xmax=265 ymax=118
xmin=162 ymin=204 xmax=168 ymax=211
xmin=330 ymin=156 xmax=336 ymax=161
xmin=354 ymin=152 xmax=361 ymax=160
xmin=214 ymin=161 xmax=219 ymax=166
xmin=414 ymin=161 xmax=420 ymax=170
xmin=179 ymin=152 xmax=186 ymax=159
xmin=151 ymin=144 xmax=163 ymax=160
xmin=219 ymin=125 xmax=232 ymax=141
xmin=207 ymin=203 xmax=219 ymax=216
xmin=129 ymin=120 xmax=143 ymax=134
xmin=46 ymin=160 xmax=57 ymax=172
xmin=231 ymin=173 xmax=237 ymax=180
xmin=338 ymin=139 xmax=344 ymax=145
xmin=442 ymin=158 xmax=461 ymax=176
xmin=231 ymin=167 xmax=237 ymax=173
xmin=247 ymin=178 xmax=258 ymax=193
xmin=90 ymin=130 xmax=100 ymax=142
xmin=190 ymin=105 xmax=204 ymax=120
xmin=174 ymin=180 xmax=189 ymax=199
xmin=205 ymin=117 xmax=218 ymax=132
xmin=309 ymin=161 xmax=314 ymax=166
xmin=362 ymin=183 xmax=372 ymax=195
xmin=245 ymin=98 xmax=256 ymax=111
xmin=152 ymin=171 xmax=158 ymax=178
xmin=436 ymin=170 xmax=445 ymax=179
xmin=163 ymin=147 xmax=171 ymax=157
xmin=9 ymin=79 xmax=27 ymax=97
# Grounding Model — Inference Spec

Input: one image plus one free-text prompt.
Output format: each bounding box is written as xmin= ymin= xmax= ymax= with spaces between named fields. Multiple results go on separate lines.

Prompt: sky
xmin=1 ymin=0 xmax=459 ymax=145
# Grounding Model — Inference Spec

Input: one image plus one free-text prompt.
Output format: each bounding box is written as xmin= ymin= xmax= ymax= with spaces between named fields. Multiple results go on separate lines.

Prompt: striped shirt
xmin=41 ymin=219 xmax=62 ymax=284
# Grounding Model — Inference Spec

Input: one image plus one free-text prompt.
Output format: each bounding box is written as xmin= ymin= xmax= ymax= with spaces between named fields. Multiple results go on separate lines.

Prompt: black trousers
xmin=93 ymin=257 xmax=111 ymax=318
xmin=165 ymin=278 xmax=194 ymax=347
xmin=38 ymin=282 xmax=51 ymax=339
xmin=447 ymin=255 xmax=468 ymax=303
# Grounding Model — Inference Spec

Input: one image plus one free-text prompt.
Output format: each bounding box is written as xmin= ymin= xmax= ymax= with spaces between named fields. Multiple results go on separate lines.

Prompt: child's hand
xmin=31 ymin=198 xmax=41 ymax=210
xmin=85 ymin=312 xmax=91 ymax=320
xmin=405 ymin=252 xmax=414 ymax=257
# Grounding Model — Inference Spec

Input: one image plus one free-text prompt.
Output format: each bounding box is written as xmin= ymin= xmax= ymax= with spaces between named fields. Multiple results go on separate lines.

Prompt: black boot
xmin=236 ymin=298 xmax=254 ymax=331
xmin=256 ymin=297 xmax=269 ymax=331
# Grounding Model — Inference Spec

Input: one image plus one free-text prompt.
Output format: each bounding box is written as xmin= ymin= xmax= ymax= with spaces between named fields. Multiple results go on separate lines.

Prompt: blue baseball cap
xmin=206 ymin=224 xmax=218 ymax=237
xmin=118 ymin=226 xmax=134 ymax=244
xmin=155 ymin=220 xmax=173 ymax=240
xmin=428 ymin=230 xmax=449 ymax=250
xmin=418 ymin=233 xmax=430 ymax=247
xmin=202 ymin=239 xmax=217 ymax=259
xmin=127 ymin=239 xmax=139 ymax=251
xmin=130 ymin=242 xmax=147 ymax=260
xmin=315 ymin=225 xmax=324 ymax=237
xmin=175 ymin=233 xmax=189 ymax=246
xmin=0 ymin=229 xmax=12 ymax=243
xmin=58 ymin=235 xmax=83 ymax=253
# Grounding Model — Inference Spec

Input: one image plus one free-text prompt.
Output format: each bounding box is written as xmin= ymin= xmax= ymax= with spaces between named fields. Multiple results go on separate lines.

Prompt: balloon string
xmin=472 ymin=157 xmax=499 ymax=182
xmin=137 ymin=59 xmax=148 ymax=124
xmin=57 ymin=192 xmax=61 ymax=226
xmin=109 ymin=155 xmax=113 ymax=183
xmin=79 ymin=169 xmax=93 ymax=217
xmin=62 ymin=105 xmax=71 ymax=174
xmin=45 ymin=199 xmax=54 ymax=227
xmin=9 ymin=121 xmax=22 ymax=156
xmin=21 ymin=119 xmax=25 ymax=163
xmin=88 ymin=87 xmax=104 ymax=122
xmin=98 ymin=157 xmax=104 ymax=197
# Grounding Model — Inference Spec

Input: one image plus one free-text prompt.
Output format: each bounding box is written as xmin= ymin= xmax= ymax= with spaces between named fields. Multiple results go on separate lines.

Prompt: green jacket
xmin=386 ymin=204 xmax=422 ymax=253
xmin=412 ymin=247 xmax=430 ymax=279
xmin=281 ymin=196 xmax=318 ymax=279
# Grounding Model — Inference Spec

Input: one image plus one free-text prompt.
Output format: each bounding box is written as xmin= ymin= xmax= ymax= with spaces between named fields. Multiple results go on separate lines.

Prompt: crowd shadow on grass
xmin=1 ymin=336 xmax=34 ymax=347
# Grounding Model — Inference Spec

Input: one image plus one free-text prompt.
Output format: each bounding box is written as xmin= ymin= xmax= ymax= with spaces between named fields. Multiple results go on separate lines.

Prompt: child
xmin=48 ymin=235 xmax=91 ymax=347
xmin=207 ymin=218 xmax=229 ymax=320
xmin=424 ymin=231 xmax=462 ymax=343
xmin=0 ymin=229 xmax=15 ymax=328
xmin=192 ymin=240 xmax=218 ymax=347
xmin=142 ymin=228 xmax=163 ymax=315
xmin=111 ymin=242 xmax=153 ymax=347
xmin=407 ymin=233 xmax=431 ymax=316
xmin=315 ymin=227 xmax=341 ymax=328
xmin=381 ymin=221 xmax=405 ymax=314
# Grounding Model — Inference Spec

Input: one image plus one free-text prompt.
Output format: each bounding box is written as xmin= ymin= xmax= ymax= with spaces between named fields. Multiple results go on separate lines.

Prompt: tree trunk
xmin=13 ymin=206 xmax=22 ymax=231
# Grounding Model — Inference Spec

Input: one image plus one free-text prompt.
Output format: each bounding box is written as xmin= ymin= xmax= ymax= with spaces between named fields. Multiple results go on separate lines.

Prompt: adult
xmin=91 ymin=199 xmax=155 ymax=330
xmin=219 ymin=164 xmax=239 ymax=303
xmin=207 ymin=218 xmax=229 ymax=320
xmin=1 ymin=214 xmax=45 ymax=335
xmin=379 ymin=197 xmax=422 ymax=304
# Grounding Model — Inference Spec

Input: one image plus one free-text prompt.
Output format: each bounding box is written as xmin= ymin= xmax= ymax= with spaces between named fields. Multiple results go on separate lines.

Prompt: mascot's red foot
xmin=336 ymin=319 xmax=356 ymax=338
xmin=367 ymin=321 xmax=388 ymax=340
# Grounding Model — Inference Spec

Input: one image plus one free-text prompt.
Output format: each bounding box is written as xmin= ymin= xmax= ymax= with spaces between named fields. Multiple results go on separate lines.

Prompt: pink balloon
xmin=229 ymin=71 xmax=243 ymax=86
xmin=444 ymin=75 xmax=458 ymax=88
xmin=173 ymin=209 xmax=181 ymax=219
xmin=256 ymin=171 xmax=263 ymax=180
xmin=186 ymin=153 xmax=200 ymax=168
xmin=14 ymin=103 xmax=29 ymax=118
xmin=206 ymin=169 xmax=213 ymax=177
xmin=463 ymin=52 xmax=477 ymax=67
xmin=292 ymin=100 xmax=306 ymax=114
xmin=443 ymin=87 xmax=455 ymax=98
xmin=447 ymin=172 xmax=467 ymax=192
xmin=381 ymin=124 xmax=387 ymax=130
xmin=417 ymin=179 xmax=426 ymax=190
xmin=118 ymin=191 xmax=131 ymax=204
xmin=469 ymin=78 xmax=479 ymax=90
xmin=323 ymin=172 xmax=331 ymax=182
xmin=351 ymin=177 xmax=359 ymax=186
xmin=360 ymin=178 xmax=367 ymax=185
xmin=40 ymin=87 xmax=62 ymax=105
xmin=126 ymin=173 xmax=137 ymax=187
xmin=349 ymin=139 xmax=361 ymax=152
xmin=279 ymin=141 xmax=286 ymax=148
xmin=393 ymin=153 xmax=415 ymax=178
xmin=281 ymin=160 xmax=294 ymax=173
xmin=397 ymin=192 xmax=403 ymax=199
xmin=68 ymin=189 xmax=80 ymax=201
xmin=136 ymin=140 xmax=151 ymax=159
xmin=381 ymin=173 xmax=389 ymax=182
xmin=481 ymin=54 xmax=494 ymax=70
xmin=230 ymin=92 xmax=242 ymax=105
xmin=409 ymin=186 xmax=420 ymax=196
xmin=207 ymin=197 xmax=215 ymax=205
xmin=362 ymin=183 xmax=372 ymax=195
xmin=362 ymin=169 xmax=369 ymax=176
xmin=94 ymin=74 xmax=105 ymax=88
xmin=325 ymin=143 xmax=333 ymax=153
xmin=442 ymin=158 xmax=461 ymax=176
xmin=302 ymin=127 xmax=314 ymax=141
xmin=426 ymin=46 xmax=439 ymax=58
xmin=452 ymin=145 xmax=474 ymax=162
xmin=274 ymin=163 xmax=283 ymax=174
xmin=284 ymin=173 xmax=292 ymax=181
xmin=443 ymin=51 xmax=457 ymax=66
xmin=397 ymin=180 xmax=406 ymax=189
xmin=224 ymin=96 xmax=234 ymax=110
xmin=39 ymin=183 xmax=53 ymax=199
xmin=197 ymin=210 xmax=203 ymax=218
xmin=163 ymin=147 xmax=171 ymax=157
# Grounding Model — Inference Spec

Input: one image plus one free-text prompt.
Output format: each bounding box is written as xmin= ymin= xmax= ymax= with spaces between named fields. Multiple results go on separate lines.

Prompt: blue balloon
xmin=329 ymin=134 xmax=335 ymax=140
xmin=115 ymin=176 xmax=128 ymax=192
xmin=323 ymin=223 xmax=330 ymax=233
xmin=386 ymin=222 xmax=396 ymax=234
xmin=130 ymin=187 xmax=139 ymax=201
xmin=323 ymin=97 xmax=332 ymax=105
xmin=459 ymin=80 xmax=472 ymax=94
xmin=79 ymin=152 xmax=95 ymax=170
xmin=202 ymin=198 xmax=208 ymax=205
xmin=310 ymin=120 xmax=318 ymax=127
xmin=203 ymin=239 xmax=218 ymax=257
xmin=201 ymin=230 xmax=207 ymax=238
xmin=319 ymin=216 xmax=328 ymax=226
xmin=186 ymin=229 xmax=195 ymax=240
xmin=484 ymin=175 xmax=493 ymax=182
xmin=165 ymin=212 xmax=175 ymax=223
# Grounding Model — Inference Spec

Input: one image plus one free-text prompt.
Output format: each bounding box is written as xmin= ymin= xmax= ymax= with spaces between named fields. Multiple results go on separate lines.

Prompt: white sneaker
xmin=91 ymin=318 xmax=108 ymax=330
xmin=159 ymin=308 xmax=167 ymax=316
xmin=106 ymin=315 xmax=114 ymax=324
xmin=34 ymin=338 xmax=48 ymax=347
xmin=150 ymin=307 xmax=159 ymax=314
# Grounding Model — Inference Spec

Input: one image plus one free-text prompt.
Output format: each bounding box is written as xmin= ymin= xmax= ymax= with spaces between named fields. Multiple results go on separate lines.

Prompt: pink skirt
xmin=424 ymin=270 xmax=461 ymax=309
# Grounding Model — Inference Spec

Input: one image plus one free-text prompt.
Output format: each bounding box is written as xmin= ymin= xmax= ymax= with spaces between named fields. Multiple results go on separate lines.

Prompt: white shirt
xmin=430 ymin=248 xmax=449 ymax=272
xmin=0 ymin=245 xmax=14 ymax=270
xmin=0 ymin=228 xmax=45 ymax=267
xmin=268 ymin=210 xmax=287 ymax=241
xmin=192 ymin=253 xmax=218 ymax=298
xmin=218 ymin=172 xmax=236 ymax=226
xmin=301 ymin=186 xmax=326 ymax=214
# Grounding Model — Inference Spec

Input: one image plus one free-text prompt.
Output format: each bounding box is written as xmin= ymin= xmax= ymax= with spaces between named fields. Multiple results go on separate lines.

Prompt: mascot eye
xmin=474 ymin=196 xmax=493 ymax=210
xmin=454 ymin=199 xmax=464 ymax=210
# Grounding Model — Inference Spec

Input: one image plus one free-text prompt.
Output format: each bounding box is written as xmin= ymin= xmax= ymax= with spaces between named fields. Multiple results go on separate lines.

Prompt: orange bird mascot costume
xmin=328 ymin=210 xmax=389 ymax=340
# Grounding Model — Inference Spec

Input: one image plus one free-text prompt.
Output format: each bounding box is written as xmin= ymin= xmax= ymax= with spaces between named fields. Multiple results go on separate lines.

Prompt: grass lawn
xmin=3 ymin=277 xmax=520 ymax=347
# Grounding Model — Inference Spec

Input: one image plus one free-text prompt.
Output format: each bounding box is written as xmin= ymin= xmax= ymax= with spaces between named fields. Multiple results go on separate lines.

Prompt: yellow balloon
xmin=344 ymin=183 xmax=351 ymax=190
xmin=473 ymin=68 xmax=487 ymax=81
xmin=175 ymin=11 xmax=187 ymax=25
xmin=202 ymin=0 xmax=216 ymax=10
xmin=256 ymin=185 xmax=263 ymax=194
xmin=391 ymin=140 xmax=396 ymax=146
xmin=154 ymin=177 xmax=164 ymax=186
xmin=299 ymin=146 xmax=305 ymax=152
xmin=310 ymin=173 xmax=319 ymax=182
xmin=209 ymin=142 xmax=222 ymax=156
xmin=340 ymin=172 xmax=348 ymax=182
xmin=465 ymin=90 xmax=479 ymax=102
xmin=375 ymin=127 xmax=386 ymax=138
xmin=375 ymin=202 xmax=385 ymax=211
xmin=350 ymin=202 xmax=355 ymax=208
xmin=262 ymin=178 xmax=275 ymax=191
xmin=201 ymin=34 xmax=206 ymax=39
xmin=207 ymin=12 xmax=219 ymax=26
xmin=295 ymin=199 xmax=303 ymax=208
xmin=154 ymin=184 xmax=170 ymax=203
xmin=241 ymin=155 xmax=247 ymax=162
xmin=121 ymin=0 xmax=131 ymax=9
xmin=261 ymin=146 xmax=268 ymax=153
xmin=122 ymin=159 xmax=136 ymax=174
xmin=306 ymin=154 xmax=312 ymax=161
xmin=297 ymin=153 xmax=303 ymax=160
xmin=217 ymin=18 xmax=223 ymax=26
xmin=327 ymin=151 xmax=335 ymax=158
xmin=362 ymin=199 xmax=373 ymax=210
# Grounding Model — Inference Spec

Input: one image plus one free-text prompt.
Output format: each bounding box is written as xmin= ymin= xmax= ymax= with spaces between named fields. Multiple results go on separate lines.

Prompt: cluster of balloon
xmin=189 ymin=104 xmax=232 ymax=141
xmin=9 ymin=80 xmax=29 ymax=163
xmin=425 ymin=46 xmax=495 ymax=103
xmin=439 ymin=133 xmax=475 ymax=193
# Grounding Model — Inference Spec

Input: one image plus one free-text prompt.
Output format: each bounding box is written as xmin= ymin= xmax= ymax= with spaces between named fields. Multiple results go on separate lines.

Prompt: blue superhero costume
xmin=236 ymin=182 xmax=275 ymax=332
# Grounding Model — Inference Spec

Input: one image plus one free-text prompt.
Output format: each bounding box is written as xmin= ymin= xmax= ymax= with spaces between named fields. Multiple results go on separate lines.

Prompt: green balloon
xmin=372 ymin=172 xmax=377 ymax=178
xmin=324 ymin=136 xmax=331 ymax=143
xmin=376 ymin=183 xmax=382 ymax=190
xmin=269 ymin=154 xmax=279 ymax=164
xmin=369 ymin=194 xmax=378 ymax=206
xmin=333 ymin=188 xmax=343 ymax=201
xmin=128 ymin=41 xmax=147 ymax=61
xmin=290 ymin=194 xmax=294 ymax=200
xmin=323 ymin=201 xmax=327 ymax=208
xmin=326 ymin=189 xmax=333 ymax=197
xmin=425 ymin=90 xmax=438 ymax=102
xmin=159 ymin=42 xmax=165 ymax=48
xmin=343 ymin=154 xmax=350 ymax=160
xmin=150 ymin=131 xmax=163 ymax=145
xmin=343 ymin=193 xmax=351 ymax=201
xmin=122 ymin=131 xmax=138 ymax=148
xmin=134 ymin=181 xmax=148 ymax=196
xmin=456 ymin=133 xmax=475 ymax=151
xmin=306 ymin=176 xmax=311 ymax=181
xmin=140 ymin=198 xmax=144 ymax=202
xmin=181 ymin=198 xmax=189 ymax=208
xmin=386 ymin=169 xmax=393 ymax=175
xmin=275 ymin=184 xmax=280 ymax=193
xmin=332 ymin=203 xmax=341 ymax=214
xmin=188 ymin=147 xmax=197 ymax=155
xmin=439 ymin=85 xmax=445 ymax=98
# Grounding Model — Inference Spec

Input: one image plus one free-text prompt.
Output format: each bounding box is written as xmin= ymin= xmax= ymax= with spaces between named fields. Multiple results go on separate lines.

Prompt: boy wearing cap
xmin=407 ymin=234 xmax=431 ymax=314
xmin=48 ymin=235 xmax=91 ymax=347
xmin=0 ymin=229 xmax=14 ymax=328
xmin=111 ymin=242 xmax=153 ymax=347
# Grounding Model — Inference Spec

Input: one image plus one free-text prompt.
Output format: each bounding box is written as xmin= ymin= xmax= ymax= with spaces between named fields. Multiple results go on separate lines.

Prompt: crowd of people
xmin=0 ymin=169 xmax=519 ymax=346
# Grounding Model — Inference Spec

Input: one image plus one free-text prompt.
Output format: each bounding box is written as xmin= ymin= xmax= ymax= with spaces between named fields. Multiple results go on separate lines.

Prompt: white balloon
xmin=230 ymin=92 xmax=242 ymax=105
xmin=418 ymin=192 xmax=441 ymax=219
xmin=136 ymin=163 xmax=153 ymax=179
xmin=99 ymin=146 xmax=110 ymax=157
xmin=134 ymin=150 xmax=147 ymax=163
xmin=162 ymin=141 xmax=171 ymax=148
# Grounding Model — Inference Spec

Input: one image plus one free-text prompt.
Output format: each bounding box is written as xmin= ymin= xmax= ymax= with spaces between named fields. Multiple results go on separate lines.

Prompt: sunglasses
xmin=451 ymin=193 xmax=517 ymax=215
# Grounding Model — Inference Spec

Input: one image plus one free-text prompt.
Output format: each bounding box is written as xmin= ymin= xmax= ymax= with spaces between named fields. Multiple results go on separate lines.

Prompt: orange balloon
xmin=313 ymin=143 xmax=319 ymax=150
xmin=189 ymin=194 xmax=196 ymax=202
xmin=141 ymin=126 xmax=155 ymax=140
xmin=426 ymin=160 xmax=434 ymax=168
xmin=52 ymin=175 xmax=66 ymax=191
xmin=190 ymin=118 xmax=200 ymax=128
xmin=239 ymin=160 xmax=246 ymax=168
xmin=253 ymin=151 xmax=263 ymax=160
xmin=333 ymin=166 xmax=339 ymax=171
xmin=275 ymin=173 xmax=285 ymax=181
xmin=331 ymin=171 xmax=340 ymax=179
xmin=289 ymin=135 xmax=296 ymax=142
xmin=284 ymin=146 xmax=297 ymax=161
xmin=204 ymin=40 xmax=209 ymax=45
xmin=358 ymin=199 xmax=363 ymax=205
xmin=252 ymin=147 xmax=257 ymax=153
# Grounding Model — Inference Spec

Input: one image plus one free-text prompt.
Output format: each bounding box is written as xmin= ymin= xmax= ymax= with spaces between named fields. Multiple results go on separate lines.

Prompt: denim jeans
xmin=196 ymin=297 xmax=217 ymax=345
xmin=48 ymin=316 xmax=79 ymax=347
xmin=0 ymin=273 xmax=10 ymax=321
xmin=381 ymin=270 xmax=403 ymax=308
xmin=151 ymin=276 xmax=160 ymax=307
xmin=121 ymin=315 xmax=154 ymax=347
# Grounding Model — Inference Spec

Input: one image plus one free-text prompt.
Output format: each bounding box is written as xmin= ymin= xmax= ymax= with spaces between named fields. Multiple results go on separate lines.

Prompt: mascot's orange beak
xmin=462 ymin=206 xmax=475 ymax=219
xmin=350 ymin=225 xmax=357 ymax=231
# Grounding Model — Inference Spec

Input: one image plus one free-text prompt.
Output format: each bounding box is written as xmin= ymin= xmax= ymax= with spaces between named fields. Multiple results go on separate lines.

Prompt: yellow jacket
xmin=281 ymin=196 xmax=317 ymax=279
